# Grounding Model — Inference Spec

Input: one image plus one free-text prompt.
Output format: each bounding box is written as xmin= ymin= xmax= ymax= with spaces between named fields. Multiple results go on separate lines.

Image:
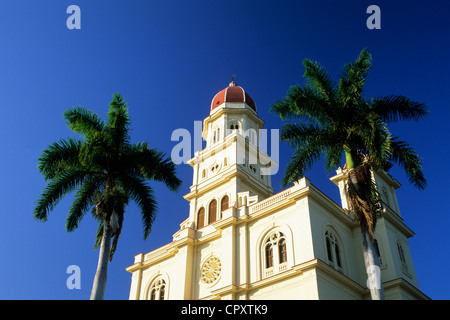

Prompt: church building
xmin=126 ymin=81 xmax=428 ymax=300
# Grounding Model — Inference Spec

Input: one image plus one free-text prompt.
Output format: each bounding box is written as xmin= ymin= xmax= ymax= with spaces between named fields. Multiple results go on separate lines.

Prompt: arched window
xmin=221 ymin=195 xmax=229 ymax=212
xmin=263 ymin=231 xmax=288 ymax=278
xmin=325 ymin=230 xmax=343 ymax=270
xmin=149 ymin=278 xmax=166 ymax=300
xmin=335 ymin=241 xmax=342 ymax=268
xmin=397 ymin=241 xmax=408 ymax=270
xmin=197 ymin=207 xmax=205 ymax=229
xmin=209 ymin=200 xmax=217 ymax=224
xmin=382 ymin=186 xmax=390 ymax=208
xmin=229 ymin=121 xmax=240 ymax=133
xmin=374 ymin=239 xmax=383 ymax=265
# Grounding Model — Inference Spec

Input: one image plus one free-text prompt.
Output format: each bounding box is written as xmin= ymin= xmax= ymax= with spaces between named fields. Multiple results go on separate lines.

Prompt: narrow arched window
xmin=335 ymin=242 xmax=342 ymax=268
xmin=397 ymin=241 xmax=407 ymax=270
xmin=230 ymin=122 xmax=240 ymax=132
xmin=221 ymin=195 xmax=229 ymax=212
xmin=279 ymin=238 xmax=287 ymax=264
xmin=197 ymin=207 xmax=205 ymax=229
xmin=159 ymin=284 xmax=165 ymax=300
xmin=150 ymin=288 xmax=156 ymax=300
xmin=374 ymin=239 xmax=382 ymax=265
xmin=265 ymin=244 xmax=273 ymax=268
xmin=209 ymin=200 xmax=217 ymax=224
xmin=326 ymin=233 xmax=333 ymax=262
xmin=382 ymin=186 xmax=390 ymax=208
xmin=325 ymin=230 xmax=343 ymax=271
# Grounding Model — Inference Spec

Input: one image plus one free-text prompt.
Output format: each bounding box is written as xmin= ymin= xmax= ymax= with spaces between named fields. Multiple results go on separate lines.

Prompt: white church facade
xmin=126 ymin=81 xmax=428 ymax=300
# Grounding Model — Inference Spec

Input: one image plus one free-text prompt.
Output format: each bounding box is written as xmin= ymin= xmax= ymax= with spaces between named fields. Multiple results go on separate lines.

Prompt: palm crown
xmin=272 ymin=48 xmax=428 ymax=189
xmin=34 ymin=94 xmax=182 ymax=259
xmin=271 ymin=48 xmax=428 ymax=246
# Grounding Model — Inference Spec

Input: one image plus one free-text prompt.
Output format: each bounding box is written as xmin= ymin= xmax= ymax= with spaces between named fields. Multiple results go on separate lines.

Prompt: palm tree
xmin=34 ymin=94 xmax=182 ymax=300
xmin=271 ymin=49 xmax=428 ymax=300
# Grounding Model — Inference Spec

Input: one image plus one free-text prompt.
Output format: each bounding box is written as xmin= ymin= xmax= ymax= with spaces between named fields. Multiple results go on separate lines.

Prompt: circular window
xmin=210 ymin=161 xmax=221 ymax=174
xmin=200 ymin=255 xmax=222 ymax=285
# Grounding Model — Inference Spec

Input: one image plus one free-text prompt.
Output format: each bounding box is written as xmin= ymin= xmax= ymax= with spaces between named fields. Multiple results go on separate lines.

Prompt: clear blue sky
xmin=0 ymin=0 xmax=448 ymax=299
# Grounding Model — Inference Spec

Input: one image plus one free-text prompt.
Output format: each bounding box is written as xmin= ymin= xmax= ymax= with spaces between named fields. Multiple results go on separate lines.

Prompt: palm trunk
xmin=90 ymin=217 xmax=112 ymax=300
xmin=345 ymin=146 xmax=384 ymax=300
xmin=362 ymin=230 xmax=384 ymax=300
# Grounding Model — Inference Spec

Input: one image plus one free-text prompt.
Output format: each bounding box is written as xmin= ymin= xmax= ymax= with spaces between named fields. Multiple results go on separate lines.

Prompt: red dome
xmin=211 ymin=82 xmax=256 ymax=112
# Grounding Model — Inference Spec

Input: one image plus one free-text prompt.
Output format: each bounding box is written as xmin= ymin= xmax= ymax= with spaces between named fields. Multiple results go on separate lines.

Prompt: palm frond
xmin=34 ymin=169 xmax=95 ymax=222
xmin=353 ymin=112 xmax=391 ymax=169
xmin=93 ymin=219 xmax=104 ymax=250
xmin=63 ymin=107 xmax=106 ymax=137
xmin=302 ymin=58 xmax=337 ymax=102
xmin=106 ymin=94 xmax=130 ymax=151
xmin=37 ymin=137 xmax=83 ymax=180
xmin=78 ymin=131 xmax=111 ymax=170
xmin=280 ymin=122 xmax=328 ymax=146
xmin=388 ymin=137 xmax=427 ymax=189
xmin=271 ymin=85 xmax=333 ymax=125
xmin=281 ymin=143 xmax=324 ymax=186
xmin=280 ymin=122 xmax=343 ymax=181
xmin=338 ymin=48 xmax=372 ymax=106
xmin=66 ymin=174 xmax=107 ymax=232
xmin=371 ymin=95 xmax=429 ymax=123
xmin=325 ymin=144 xmax=344 ymax=174
xmin=118 ymin=174 xmax=158 ymax=239
xmin=121 ymin=143 xmax=182 ymax=192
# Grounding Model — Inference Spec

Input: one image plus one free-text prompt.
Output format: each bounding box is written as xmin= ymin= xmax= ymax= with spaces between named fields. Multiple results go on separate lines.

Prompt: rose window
xmin=201 ymin=255 xmax=222 ymax=284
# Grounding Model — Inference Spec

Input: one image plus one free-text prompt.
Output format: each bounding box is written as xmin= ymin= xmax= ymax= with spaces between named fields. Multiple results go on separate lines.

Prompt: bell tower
xmin=183 ymin=80 xmax=276 ymax=230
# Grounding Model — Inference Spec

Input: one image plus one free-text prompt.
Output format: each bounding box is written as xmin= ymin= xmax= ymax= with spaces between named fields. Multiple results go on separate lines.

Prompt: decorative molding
xmin=200 ymin=255 xmax=222 ymax=287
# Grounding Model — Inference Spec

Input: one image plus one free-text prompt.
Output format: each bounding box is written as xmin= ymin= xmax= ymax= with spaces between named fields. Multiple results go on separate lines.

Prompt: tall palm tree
xmin=271 ymin=49 xmax=428 ymax=300
xmin=34 ymin=94 xmax=182 ymax=300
